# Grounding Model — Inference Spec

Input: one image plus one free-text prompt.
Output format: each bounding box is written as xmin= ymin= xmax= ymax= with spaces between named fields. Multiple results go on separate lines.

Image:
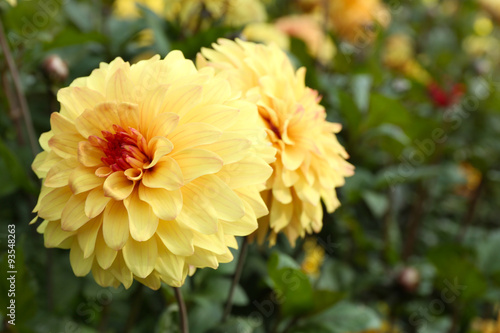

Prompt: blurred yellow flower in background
xmin=301 ymin=237 xmax=325 ymax=277
xmin=456 ymin=162 xmax=482 ymax=198
xmin=275 ymin=15 xmax=336 ymax=66
xmin=113 ymin=0 xmax=166 ymax=18
xmin=31 ymin=52 xmax=275 ymax=290
xmin=298 ymin=0 xmax=390 ymax=43
xmin=479 ymin=0 xmax=500 ymax=22
xmin=174 ymin=0 xmax=267 ymax=32
xmin=471 ymin=311 xmax=500 ymax=333
xmin=197 ymin=39 xmax=354 ymax=246
xmin=242 ymin=23 xmax=291 ymax=51
xmin=5 ymin=0 xmax=16 ymax=6
xmin=329 ymin=0 xmax=390 ymax=42
xmin=383 ymin=34 xmax=432 ymax=85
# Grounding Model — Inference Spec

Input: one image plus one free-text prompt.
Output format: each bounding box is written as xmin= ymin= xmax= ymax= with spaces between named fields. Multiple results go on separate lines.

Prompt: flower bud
xmin=397 ymin=267 xmax=420 ymax=293
xmin=42 ymin=55 xmax=68 ymax=83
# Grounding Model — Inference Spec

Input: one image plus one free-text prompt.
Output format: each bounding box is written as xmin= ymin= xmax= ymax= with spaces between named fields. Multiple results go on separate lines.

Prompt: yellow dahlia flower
xmin=197 ymin=39 xmax=354 ymax=246
xmin=31 ymin=52 xmax=275 ymax=289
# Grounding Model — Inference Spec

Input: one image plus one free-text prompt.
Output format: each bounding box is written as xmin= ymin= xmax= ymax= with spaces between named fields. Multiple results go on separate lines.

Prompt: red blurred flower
xmin=427 ymin=81 xmax=465 ymax=107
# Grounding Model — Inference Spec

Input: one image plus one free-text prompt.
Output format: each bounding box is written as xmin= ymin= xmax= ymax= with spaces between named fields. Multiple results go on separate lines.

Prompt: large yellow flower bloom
xmin=31 ymin=52 xmax=275 ymax=289
xmin=197 ymin=39 xmax=354 ymax=246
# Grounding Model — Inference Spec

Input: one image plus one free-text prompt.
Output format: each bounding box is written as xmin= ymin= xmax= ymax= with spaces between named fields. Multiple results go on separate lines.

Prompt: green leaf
xmin=350 ymin=74 xmax=372 ymax=113
xmin=0 ymin=140 xmax=37 ymax=195
xmin=44 ymin=28 xmax=106 ymax=49
xmin=361 ymin=190 xmax=389 ymax=218
xmin=267 ymin=251 xmax=300 ymax=273
xmin=476 ymin=230 xmax=500 ymax=275
xmin=64 ymin=0 xmax=94 ymax=32
xmin=306 ymin=290 xmax=345 ymax=317
xmin=427 ymin=244 xmax=487 ymax=301
xmin=197 ymin=277 xmax=249 ymax=306
xmin=137 ymin=4 xmax=170 ymax=55
xmin=294 ymin=301 xmax=382 ymax=333
xmin=268 ymin=267 xmax=314 ymax=317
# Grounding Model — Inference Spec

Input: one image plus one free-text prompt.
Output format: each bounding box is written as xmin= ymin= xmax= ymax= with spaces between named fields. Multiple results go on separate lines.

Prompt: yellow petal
xmin=75 ymin=102 xmax=120 ymax=139
xmin=95 ymin=231 xmax=118 ymax=269
xmin=143 ymin=136 xmax=174 ymax=169
xmin=78 ymin=141 xmax=104 ymax=167
xmin=122 ymin=236 xmax=158 ymax=279
xmin=146 ymin=112 xmax=179 ymax=140
xmin=191 ymin=175 xmax=245 ymax=221
xmin=168 ymin=122 xmax=222 ymax=153
xmin=192 ymin=223 xmax=227 ymax=255
xmin=37 ymin=186 xmax=72 ymax=221
xmin=176 ymin=185 xmax=218 ymax=235
xmin=173 ymin=148 xmax=223 ymax=183
xmin=36 ymin=220 xmax=48 ymax=233
xmin=142 ymin=157 xmax=183 ymax=191
xmin=109 ymin=253 xmax=134 ymax=289
xmin=220 ymin=201 xmax=258 ymax=236
xmin=272 ymin=166 xmax=292 ymax=204
xmin=32 ymin=151 xmax=50 ymax=178
xmin=116 ymin=102 xmax=140 ymax=129
xmin=269 ymin=199 xmax=293 ymax=232
xmin=103 ymin=171 xmax=135 ymax=201
xmin=61 ymin=193 xmax=91 ymax=231
xmin=58 ymin=86 xmax=105 ymax=120
xmin=124 ymin=189 xmax=159 ymax=242
xmin=160 ymin=84 xmax=202 ymax=117
xmin=92 ymin=262 xmax=119 ymax=288
xmin=234 ymin=187 xmax=269 ymax=218
xmin=217 ymin=156 xmax=273 ymax=189
xmin=44 ymin=158 xmax=78 ymax=188
xmin=39 ymin=131 xmax=52 ymax=151
xmin=180 ymin=104 xmax=239 ymax=130
xmin=156 ymin=220 xmax=194 ymax=256
xmin=102 ymin=200 xmax=129 ymax=250
xmin=49 ymin=133 xmax=84 ymax=159
xmin=69 ymin=165 xmax=105 ymax=195
xmin=155 ymin=247 xmax=186 ymax=282
xmin=44 ymin=220 xmax=75 ymax=248
xmin=50 ymin=112 xmax=76 ymax=135
xmin=138 ymin=183 xmax=182 ymax=220
xmin=199 ymin=132 xmax=251 ymax=164
xmin=70 ymin=241 xmax=93 ymax=276
xmin=139 ymin=85 xmax=170 ymax=131
xmin=106 ymin=68 xmax=134 ymax=103
xmin=77 ymin=216 xmax=103 ymax=258
xmin=282 ymin=144 xmax=305 ymax=171
xmin=135 ymin=272 xmax=161 ymax=290
xmin=185 ymin=247 xmax=218 ymax=269
xmin=85 ymin=187 xmax=111 ymax=218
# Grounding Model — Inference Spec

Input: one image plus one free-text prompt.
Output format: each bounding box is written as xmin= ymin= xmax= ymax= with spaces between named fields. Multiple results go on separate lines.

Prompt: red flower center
xmin=89 ymin=125 xmax=149 ymax=172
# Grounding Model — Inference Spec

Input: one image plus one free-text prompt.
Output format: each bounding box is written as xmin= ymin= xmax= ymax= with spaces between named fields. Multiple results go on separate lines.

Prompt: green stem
xmin=0 ymin=16 xmax=38 ymax=157
xmin=174 ymin=287 xmax=188 ymax=333
xmin=222 ymin=236 xmax=249 ymax=322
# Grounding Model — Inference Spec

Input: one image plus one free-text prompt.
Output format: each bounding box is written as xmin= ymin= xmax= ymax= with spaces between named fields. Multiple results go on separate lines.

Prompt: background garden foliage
xmin=1 ymin=0 xmax=500 ymax=332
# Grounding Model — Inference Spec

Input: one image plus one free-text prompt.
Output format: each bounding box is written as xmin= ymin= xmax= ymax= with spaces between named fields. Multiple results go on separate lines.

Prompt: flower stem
xmin=0 ymin=17 xmax=39 ymax=157
xmin=222 ymin=236 xmax=249 ymax=322
xmin=174 ymin=287 xmax=188 ymax=333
